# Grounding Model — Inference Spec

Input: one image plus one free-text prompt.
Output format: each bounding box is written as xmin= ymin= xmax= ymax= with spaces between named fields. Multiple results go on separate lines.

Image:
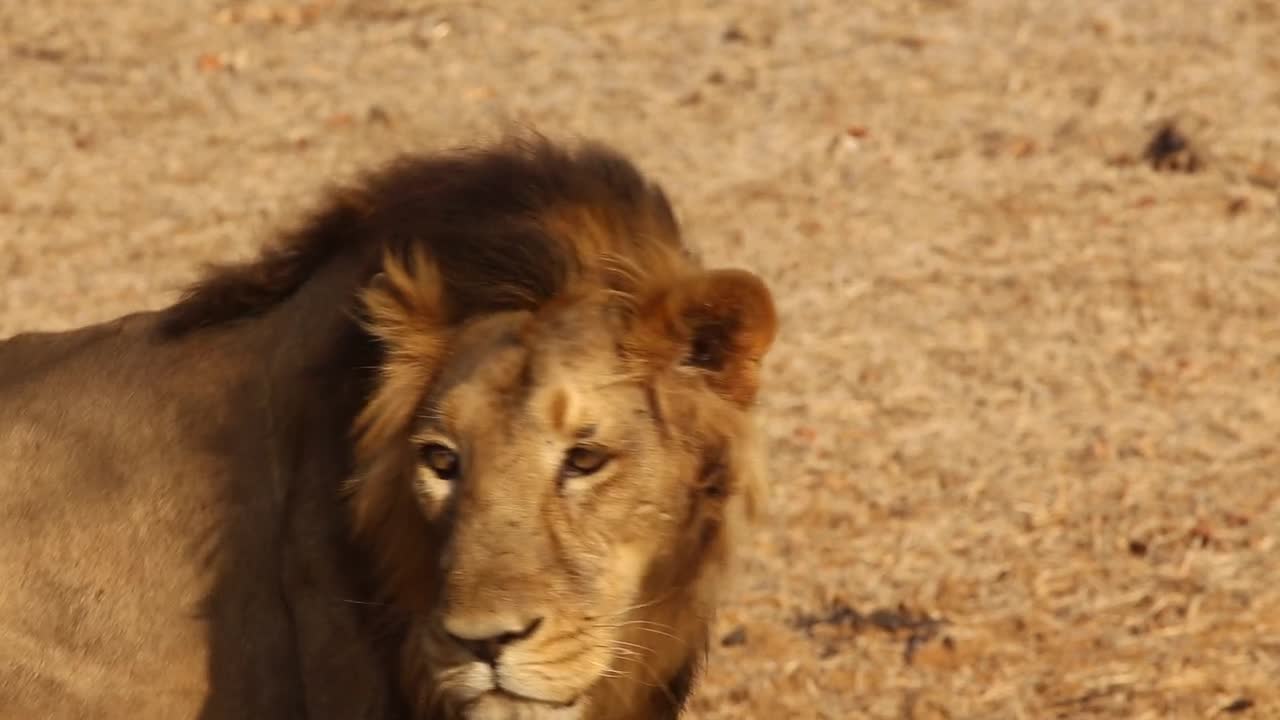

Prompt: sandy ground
xmin=3 ymin=1 xmax=1279 ymax=718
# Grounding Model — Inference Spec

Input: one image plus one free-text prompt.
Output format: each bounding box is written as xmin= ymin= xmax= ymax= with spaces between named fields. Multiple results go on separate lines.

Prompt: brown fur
xmin=0 ymin=137 xmax=776 ymax=719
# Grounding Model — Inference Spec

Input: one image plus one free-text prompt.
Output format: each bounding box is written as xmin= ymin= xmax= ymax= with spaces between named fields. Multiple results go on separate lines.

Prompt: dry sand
xmin=2 ymin=1 xmax=1278 ymax=718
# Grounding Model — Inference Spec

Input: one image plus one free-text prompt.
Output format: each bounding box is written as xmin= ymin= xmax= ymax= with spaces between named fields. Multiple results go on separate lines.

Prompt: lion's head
xmin=344 ymin=142 xmax=777 ymax=719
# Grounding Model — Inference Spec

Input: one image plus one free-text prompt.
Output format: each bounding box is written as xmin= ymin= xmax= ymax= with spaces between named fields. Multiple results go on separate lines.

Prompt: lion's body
xmin=0 ymin=139 xmax=775 ymax=719
xmin=0 ymin=311 xmax=401 ymax=719
xmin=1 ymin=315 xmax=219 ymax=718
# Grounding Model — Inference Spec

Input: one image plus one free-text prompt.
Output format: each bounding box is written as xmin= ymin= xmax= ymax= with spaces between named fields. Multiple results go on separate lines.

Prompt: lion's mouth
xmin=491 ymin=687 xmax=580 ymax=708
xmin=460 ymin=687 xmax=583 ymax=719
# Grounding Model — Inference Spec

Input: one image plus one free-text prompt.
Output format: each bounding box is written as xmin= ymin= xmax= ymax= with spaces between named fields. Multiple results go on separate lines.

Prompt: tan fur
xmin=0 ymin=137 xmax=775 ymax=720
xmin=349 ymin=205 xmax=777 ymax=719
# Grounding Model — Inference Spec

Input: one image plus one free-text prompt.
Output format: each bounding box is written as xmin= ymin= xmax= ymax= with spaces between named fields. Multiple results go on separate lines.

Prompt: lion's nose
xmin=444 ymin=616 xmax=544 ymax=665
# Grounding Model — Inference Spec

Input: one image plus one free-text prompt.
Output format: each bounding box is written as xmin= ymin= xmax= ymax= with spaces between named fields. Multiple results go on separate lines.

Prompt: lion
xmin=0 ymin=137 xmax=777 ymax=720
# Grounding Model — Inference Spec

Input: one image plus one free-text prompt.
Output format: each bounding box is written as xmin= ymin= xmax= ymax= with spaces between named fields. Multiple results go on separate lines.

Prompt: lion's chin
xmin=460 ymin=691 xmax=584 ymax=720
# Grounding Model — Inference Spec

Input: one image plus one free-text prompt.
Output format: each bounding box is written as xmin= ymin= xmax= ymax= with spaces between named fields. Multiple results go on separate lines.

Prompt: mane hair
xmin=156 ymin=136 xmax=738 ymax=718
xmin=158 ymin=136 xmax=693 ymax=337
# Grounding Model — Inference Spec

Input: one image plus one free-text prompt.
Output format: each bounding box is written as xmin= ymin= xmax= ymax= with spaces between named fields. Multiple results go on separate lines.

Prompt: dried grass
xmin=2 ymin=1 xmax=1277 ymax=718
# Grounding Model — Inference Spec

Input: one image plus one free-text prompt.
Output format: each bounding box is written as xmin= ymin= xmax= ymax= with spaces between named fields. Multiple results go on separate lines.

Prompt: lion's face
xmin=413 ymin=307 xmax=686 ymax=716
xmin=351 ymin=259 xmax=776 ymax=720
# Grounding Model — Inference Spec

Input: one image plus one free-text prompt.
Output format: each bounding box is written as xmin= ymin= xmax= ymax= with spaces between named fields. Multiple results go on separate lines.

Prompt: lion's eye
xmin=420 ymin=444 xmax=460 ymax=480
xmin=563 ymin=445 xmax=610 ymax=477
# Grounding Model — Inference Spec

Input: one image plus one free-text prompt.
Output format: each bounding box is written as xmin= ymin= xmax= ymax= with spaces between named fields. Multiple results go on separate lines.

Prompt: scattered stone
xmin=1222 ymin=697 xmax=1254 ymax=714
xmin=792 ymin=602 xmax=947 ymax=666
xmin=367 ymin=105 xmax=393 ymax=126
xmin=677 ymin=91 xmax=703 ymax=107
xmin=1246 ymin=163 xmax=1279 ymax=189
xmin=1143 ymin=122 xmax=1201 ymax=173
xmin=793 ymin=602 xmax=944 ymax=636
xmin=726 ymin=687 xmax=750 ymax=705
xmin=722 ymin=24 xmax=749 ymax=43
xmin=720 ymin=625 xmax=748 ymax=647
xmin=325 ymin=112 xmax=354 ymax=129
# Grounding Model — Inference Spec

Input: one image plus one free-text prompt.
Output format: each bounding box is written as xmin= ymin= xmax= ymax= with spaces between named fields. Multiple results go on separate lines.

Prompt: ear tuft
xmin=629 ymin=268 xmax=777 ymax=406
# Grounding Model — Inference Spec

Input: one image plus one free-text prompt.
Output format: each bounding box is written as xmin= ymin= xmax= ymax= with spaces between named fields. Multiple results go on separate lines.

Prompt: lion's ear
xmin=628 ymin=269 xmax=778 ymax=406
xmin=353 ymin=248 xmax=449 ymax=460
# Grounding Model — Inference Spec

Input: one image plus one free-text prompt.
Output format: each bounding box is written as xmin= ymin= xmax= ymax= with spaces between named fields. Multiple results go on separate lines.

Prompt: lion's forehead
xmin=431 ymin=313 xmax=637 ymax=436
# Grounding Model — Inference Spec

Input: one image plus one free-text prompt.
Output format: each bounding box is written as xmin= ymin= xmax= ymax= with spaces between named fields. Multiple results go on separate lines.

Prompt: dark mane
xmin=158 ymin=137 xmax=685 ymax=337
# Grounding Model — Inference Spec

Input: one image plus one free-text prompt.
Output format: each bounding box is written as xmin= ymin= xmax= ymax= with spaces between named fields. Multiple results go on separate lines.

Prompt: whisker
xmin=331 ymin=597 xmax=393 ymax=608
xmin=622 ymin=626 xmax=688 ymax=649
xmin=610 ymin=649 xmax=646 ymax=662
xmin=590 ymin=660 xmax=629 ymax=680
xmin=594 ymin=620 xmax=688 ymax=649
xmin=600 ymin=619 xmax=678 ymax=631
xmin=600 ymin=590 xmax=679 ymax=617
xmin=609 ymin=640 xmax=657 ymax=657
xmin=607 ymin=655 xmax=665 ymax=691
